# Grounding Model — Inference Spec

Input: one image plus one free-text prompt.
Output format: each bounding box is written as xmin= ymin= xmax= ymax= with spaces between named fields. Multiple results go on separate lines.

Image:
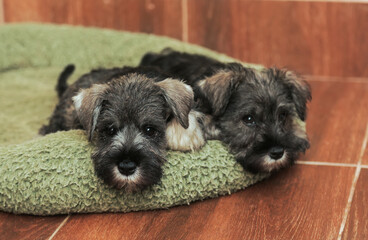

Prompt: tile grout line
xmin=296 ymin=161 xmax=357 ymax=168
xmin=337 ymin=166 xmax=362 ymax=239
xmin=305 ymin=76 xmax=368 ymax=83
xmin=264 ymin=0 xmax=368 ymax=2
xmin=0 ymin=0 xmax=4 ymax=24
xmin=48 ymin=215 xmax=71 ymax=240
xmin=181 ymin=0 xmax=188 ymax=42
xmin=337 ymin=121 xmax=368 ymax=240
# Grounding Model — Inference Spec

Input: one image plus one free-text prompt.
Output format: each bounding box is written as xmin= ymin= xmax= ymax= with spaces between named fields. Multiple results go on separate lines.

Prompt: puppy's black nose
xmin=118 ymin=160 xmax=137 ymax=176
xmin=269 ymin=147 xmax=284 ymax=160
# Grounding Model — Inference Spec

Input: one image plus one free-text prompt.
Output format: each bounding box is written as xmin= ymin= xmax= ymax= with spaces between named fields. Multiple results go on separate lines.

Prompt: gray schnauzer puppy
xmin=40 ymin=65 xmax=194 ymax=192
xmin=140 ymin=49 xmax=311 ymax=173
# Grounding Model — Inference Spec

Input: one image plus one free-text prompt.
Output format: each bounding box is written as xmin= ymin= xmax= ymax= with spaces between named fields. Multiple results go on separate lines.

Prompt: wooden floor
xmin=0 ymin=76 xmax=367 ymax=239
xmin=1 ymin=0 xmax=368 ymax=239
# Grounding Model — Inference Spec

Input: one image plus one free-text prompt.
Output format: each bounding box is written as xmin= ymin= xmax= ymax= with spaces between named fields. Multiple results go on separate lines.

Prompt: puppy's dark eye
xmin=105 ymin=126 xmax=117 ymax=136
xmin=243 ymin=115 xmax=256 ymax=126
xmin=278 ymin=111 xmax=288 ymax=122
xmin=143 ymin=126 xmax=157 ymax=137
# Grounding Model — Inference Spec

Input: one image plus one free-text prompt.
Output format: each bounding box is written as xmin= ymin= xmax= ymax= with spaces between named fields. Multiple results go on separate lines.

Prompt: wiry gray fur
xmin=140 ymin=49 xmax=312 ymax=173
xmin=40 ymin=65 xmax=194 ymax=191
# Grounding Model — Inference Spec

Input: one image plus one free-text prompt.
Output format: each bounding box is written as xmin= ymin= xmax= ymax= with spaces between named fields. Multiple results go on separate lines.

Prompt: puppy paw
xmin=166 ymin=110 xmax=206 ymax=152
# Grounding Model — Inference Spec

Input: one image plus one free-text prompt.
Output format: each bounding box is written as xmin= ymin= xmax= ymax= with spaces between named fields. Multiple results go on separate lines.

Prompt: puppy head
xmin=199 ymin=66 xmax=311 ymax=173
xmin=72 ymin=73 xmax=193 ymax=191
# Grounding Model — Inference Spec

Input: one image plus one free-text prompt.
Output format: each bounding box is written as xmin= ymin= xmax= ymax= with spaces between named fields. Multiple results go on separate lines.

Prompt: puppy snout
xmin=269 ymin=146 xmax=284 ymax=160
xmin=118 ymin=160 xmax=137 ymax=176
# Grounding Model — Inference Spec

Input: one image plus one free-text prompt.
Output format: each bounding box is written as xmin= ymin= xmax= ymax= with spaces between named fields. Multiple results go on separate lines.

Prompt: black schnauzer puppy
xmin=40 ymin=65 xmax=194 ymax=192
xmin=140 ymin=48 xmax=311 ymax=173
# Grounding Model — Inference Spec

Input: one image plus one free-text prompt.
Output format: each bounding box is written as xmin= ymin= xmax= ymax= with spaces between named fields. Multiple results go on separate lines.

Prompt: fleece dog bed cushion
xmin=0 ymin=23 xmax=267 ymax=215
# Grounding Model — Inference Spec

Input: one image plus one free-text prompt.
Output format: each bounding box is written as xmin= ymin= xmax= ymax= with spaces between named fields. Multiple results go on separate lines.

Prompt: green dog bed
xmin=0 ymin=23 xmax=267 ymax=215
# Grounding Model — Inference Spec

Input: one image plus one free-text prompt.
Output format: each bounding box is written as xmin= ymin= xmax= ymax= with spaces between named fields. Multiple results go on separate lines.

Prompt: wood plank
xmin=3 ymin=0 xmax=183 ymax=40
xmin=53 ymin=165 xmax=355 ymax=239
xmin=0 ymin=212 xmax=67 ymax=240
xmin=51 ymin=199 xmax=218 ymax=240
xmin=187 ymin=0 xmax=368 ymax=78
xmin=342 ymin=169 xmax=368 ymax=240
xmin=302 ymin=80 xmax=368 ymax=163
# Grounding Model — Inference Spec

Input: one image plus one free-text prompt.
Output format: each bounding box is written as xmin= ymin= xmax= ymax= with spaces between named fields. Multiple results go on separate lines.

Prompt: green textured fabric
xmin=0 ymin=23 xmax=267 ymax=215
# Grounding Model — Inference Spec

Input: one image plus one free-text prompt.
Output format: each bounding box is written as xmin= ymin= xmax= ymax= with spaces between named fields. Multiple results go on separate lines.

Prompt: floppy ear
xmin=280 ymin=69 xmax=311 ymax=121
xmin=156 ymin=78 xmax=194 ymax=129
xmin=72 ymin=84 xmax=108 ymax=141
xmin=197 ymin=70 xmax=241 ymax=116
